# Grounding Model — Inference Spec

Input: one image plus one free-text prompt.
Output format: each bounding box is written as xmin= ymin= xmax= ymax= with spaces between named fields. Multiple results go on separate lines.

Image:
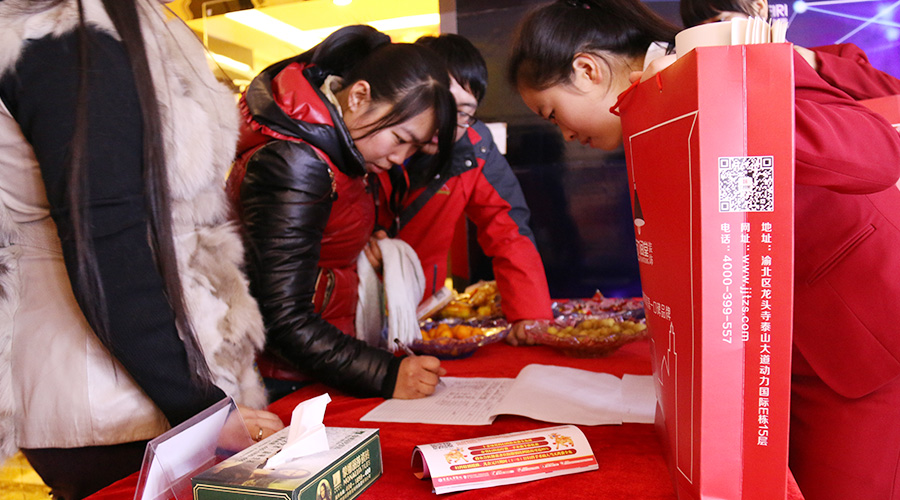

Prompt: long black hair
xmin=68 ymin=0 xmax=212 ymax=385
xmin=299 ymin=25 xmax=457 ymax=216
xmin=303 ymin=26 xmax=456 ymax=167
xmin=508 ymin=0 xmax=680 ymax=91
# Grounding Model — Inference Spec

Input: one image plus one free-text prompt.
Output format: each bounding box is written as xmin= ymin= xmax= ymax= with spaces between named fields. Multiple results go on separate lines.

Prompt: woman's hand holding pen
xmin=392 ymin=351 xmax=447 ymax=399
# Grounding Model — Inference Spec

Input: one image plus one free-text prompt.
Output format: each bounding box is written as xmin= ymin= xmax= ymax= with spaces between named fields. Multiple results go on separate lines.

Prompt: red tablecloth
xmin=87 ymin=340 xmax=805 ymax=499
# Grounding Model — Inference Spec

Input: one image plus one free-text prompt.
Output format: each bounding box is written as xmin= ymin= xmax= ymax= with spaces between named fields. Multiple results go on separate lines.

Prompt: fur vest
xmin=0 ymin=0 xmax=266 ymax=461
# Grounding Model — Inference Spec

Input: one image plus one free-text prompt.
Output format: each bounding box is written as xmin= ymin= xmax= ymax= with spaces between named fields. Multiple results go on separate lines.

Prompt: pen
xmin=394 ymin=338 xmax=446 ymax=388
xmin=432 ymin=264 xmax=438 ymax=297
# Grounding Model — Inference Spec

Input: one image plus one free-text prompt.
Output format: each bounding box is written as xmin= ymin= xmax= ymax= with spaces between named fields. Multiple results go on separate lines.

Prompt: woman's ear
xmin=750 ymin=0 xmax=768 ymax=18
xmin=571 ymin=53 xmax=604 ymax=91
xmin=346 ymin=80 xmax=372 ymax=113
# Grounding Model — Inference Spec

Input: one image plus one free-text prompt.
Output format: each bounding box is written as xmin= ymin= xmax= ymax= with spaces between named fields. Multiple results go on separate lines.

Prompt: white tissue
xmin=264 ymin=393 xmax=332 ymax=469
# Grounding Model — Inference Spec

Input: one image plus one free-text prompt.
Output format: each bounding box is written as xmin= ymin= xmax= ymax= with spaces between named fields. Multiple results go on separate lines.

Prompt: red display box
xmin=616 ymin=44 xmax=795 ymax=500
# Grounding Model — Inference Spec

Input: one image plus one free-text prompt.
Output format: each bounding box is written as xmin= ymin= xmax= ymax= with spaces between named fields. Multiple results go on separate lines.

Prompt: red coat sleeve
xmin=465 ymin=142 xmax=553 ymax=323
xmin=793 ymin=50 xmax=900 ymax=193
xmin=812 ymin=43 xmax=900 ymax=101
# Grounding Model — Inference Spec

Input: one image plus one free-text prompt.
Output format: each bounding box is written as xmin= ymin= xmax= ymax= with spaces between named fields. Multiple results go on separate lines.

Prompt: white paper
xmin=731 ymin=18 xmax=747 ymax=45
xmin=361 ymin=378 xmax=515 ymax=425
xmin=360 ymin=364 xmax=657 ymax=426
xmin=264 ymin=393 xmax=331 ymax=469
xmin=491 ymin=364 xmax=624 ymax=425
xmin=621 ymin=374 xmax=658 ymax=424
xmin=675 ymin=21 xmax=732 ymax=58
xmin=416 ymin=286 xmax=454 ymax=321
xmin=771 ymin=18 xmax=788 ymax=43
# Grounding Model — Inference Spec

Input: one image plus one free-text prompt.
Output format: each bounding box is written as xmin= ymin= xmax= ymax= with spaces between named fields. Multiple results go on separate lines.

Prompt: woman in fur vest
xmin=0 ymin=0 xmax=283 ymax=497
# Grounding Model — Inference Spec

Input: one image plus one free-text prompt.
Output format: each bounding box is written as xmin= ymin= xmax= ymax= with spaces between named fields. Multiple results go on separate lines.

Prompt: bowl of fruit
xmin=529 ymin=317 xmax=648 ymax=358
xmin=430 ymin=280 xmax=502 ymax=321
xmin=529 ymin=294 xmax=649 ymax=357
xmin=410 ymin=317 xmax=509 ymax=359
xmin=409 ymin=281 xmax=508 ymax=359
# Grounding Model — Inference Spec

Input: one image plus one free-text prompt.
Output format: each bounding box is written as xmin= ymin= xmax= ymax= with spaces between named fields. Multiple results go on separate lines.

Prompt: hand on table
xmin=393 ymin=355 xmax=447 ymax=399
xmin=363 ymin=230 xmax=388 ymax=275
xmin=506 ymin=320 xmax=538 ymax=346
xmin=238 ymin=404 xmax=285 ymax=442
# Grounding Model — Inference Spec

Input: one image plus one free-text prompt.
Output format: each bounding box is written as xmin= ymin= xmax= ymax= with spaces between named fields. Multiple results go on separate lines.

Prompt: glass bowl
xmin=527 ymin=315 xmax=649 ymax=358
xmin=409 ymin=318 xmax=509 ymax=359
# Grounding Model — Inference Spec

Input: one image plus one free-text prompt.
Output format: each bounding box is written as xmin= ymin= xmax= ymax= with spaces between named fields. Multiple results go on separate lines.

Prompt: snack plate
xmin=552 ymin=295 xmax=645 ymax=319
xmin=410 ymin=318 xmax=509 ymax=360
xmin=529 ymin=324 xmax=649 ymax=358
xmin=531 ymin=296 xmax=649 ymax=358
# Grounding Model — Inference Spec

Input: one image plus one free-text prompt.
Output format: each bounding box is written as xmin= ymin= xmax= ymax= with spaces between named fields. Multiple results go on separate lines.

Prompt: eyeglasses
xmin=457 ymin=110 xmax=476 ymax=129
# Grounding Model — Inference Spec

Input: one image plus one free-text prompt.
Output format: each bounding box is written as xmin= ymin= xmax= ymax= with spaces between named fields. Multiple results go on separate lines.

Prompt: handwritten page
xmin=360 ymin=364 xmax=656 ymax=426
xmin=360 ymin=378 xmax=515 ymax=425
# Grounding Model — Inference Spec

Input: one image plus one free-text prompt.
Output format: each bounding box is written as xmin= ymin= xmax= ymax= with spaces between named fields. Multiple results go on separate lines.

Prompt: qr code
xmin=718 ymin=156 xmax=774 ymax=212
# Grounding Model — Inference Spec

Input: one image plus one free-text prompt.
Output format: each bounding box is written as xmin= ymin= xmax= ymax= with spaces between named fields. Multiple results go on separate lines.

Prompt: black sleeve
xmin=1 ymin=30 xmax=224 ymax=425
xmin=239 ymin=140 xmax=401 ymax=398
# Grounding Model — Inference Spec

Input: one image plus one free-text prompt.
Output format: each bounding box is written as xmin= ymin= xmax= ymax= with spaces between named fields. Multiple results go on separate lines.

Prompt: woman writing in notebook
xmin=227 ymin=25 xmax=454 ymax=402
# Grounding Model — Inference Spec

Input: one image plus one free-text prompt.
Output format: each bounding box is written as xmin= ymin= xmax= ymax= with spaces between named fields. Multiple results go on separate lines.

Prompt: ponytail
xmin=508 ymin=0 xmax=679 ymax=91
xmin=300 ymin=24 xmax=391 ymax=78
xmin=300 ymin=26 xmax=457 ymax=182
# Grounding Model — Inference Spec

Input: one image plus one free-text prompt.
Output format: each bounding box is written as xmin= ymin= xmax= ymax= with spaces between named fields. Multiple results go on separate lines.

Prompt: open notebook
xmin=360 ymin=364 xmax=656 ymax=426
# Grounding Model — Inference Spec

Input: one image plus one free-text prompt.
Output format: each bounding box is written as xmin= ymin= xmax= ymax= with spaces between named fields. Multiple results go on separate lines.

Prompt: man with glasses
xmin=373 ymin=34 xmax=552 ymax=344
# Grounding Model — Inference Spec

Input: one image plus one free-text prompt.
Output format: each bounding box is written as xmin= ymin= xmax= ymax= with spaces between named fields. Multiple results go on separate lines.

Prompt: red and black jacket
xmin=376 ymin=122 xmax=553 ymax=323
xmin=229 ymin=58 xmax=400 ymax=398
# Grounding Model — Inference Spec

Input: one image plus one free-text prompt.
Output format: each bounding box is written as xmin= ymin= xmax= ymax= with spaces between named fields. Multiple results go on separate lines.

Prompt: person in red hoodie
xmin=680 ymin=1 xmax=900 ymax=497
xmin=227 ymin=25 xmax=457 ymax=401
xmin=508 ymin=1 xmax=900 ymax=498
xmin=373 ymin=34 xmax=553 ymax=345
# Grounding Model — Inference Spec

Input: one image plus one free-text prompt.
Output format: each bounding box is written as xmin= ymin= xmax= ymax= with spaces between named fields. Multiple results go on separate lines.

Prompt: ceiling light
xmin=225 ymin=9 xmax=321 ymax=48
xmin=210 ymin=53 xmax=251 ymax=73
xmin=303 ymin=13 xmax=441 ymax=40
xmin=369 ymin=13 xmax=440 ymax=32
xmin=226 ymin=11 xmax=441 ymax=52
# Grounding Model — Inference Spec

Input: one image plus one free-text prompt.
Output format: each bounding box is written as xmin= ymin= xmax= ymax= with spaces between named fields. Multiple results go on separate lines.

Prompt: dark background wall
xmin=455 ymin=0 xmax=898 ymax=299
xmin=454 ymin=0 xmax=679 ymax=299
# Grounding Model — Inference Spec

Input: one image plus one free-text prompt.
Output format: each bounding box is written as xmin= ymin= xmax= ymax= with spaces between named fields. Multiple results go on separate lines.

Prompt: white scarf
xmin=355 ymin=238 xmax=425 ymax=351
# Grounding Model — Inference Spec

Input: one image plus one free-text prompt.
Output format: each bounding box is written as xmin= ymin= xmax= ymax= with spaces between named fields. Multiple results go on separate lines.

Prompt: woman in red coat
xmin=507 ymin=1 xmax=900 ymax=498
xmin=681 ymin=1 xmax=900 ymax=497
xmin=228 ymin=26 xmax=456 ymax=401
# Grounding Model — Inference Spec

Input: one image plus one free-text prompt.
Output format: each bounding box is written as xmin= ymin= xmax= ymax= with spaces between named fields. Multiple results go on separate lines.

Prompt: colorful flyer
xmin=411 ymin=425 xmax=597 ymax=494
